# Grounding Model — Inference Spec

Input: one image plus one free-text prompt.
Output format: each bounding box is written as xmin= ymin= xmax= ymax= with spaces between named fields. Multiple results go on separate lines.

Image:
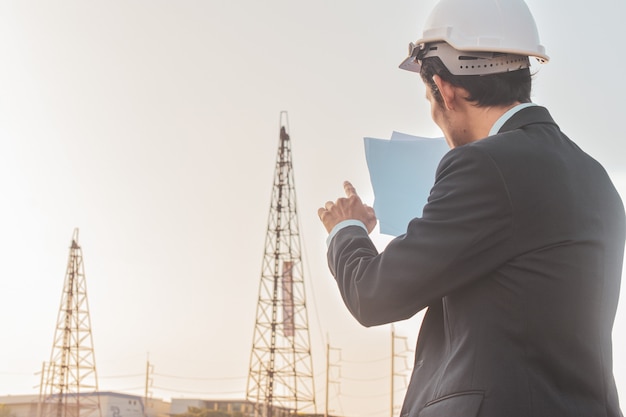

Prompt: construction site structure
xmin=39 ymin=228 xmax=102 ymax=417
xmin=246 ymin=112 xmax=317 ymax=417
xmin=391 ymin=326 xmax=412 ymax=417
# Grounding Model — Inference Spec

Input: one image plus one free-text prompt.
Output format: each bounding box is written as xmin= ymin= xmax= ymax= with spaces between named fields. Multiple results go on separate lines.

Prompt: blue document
xmin=364 ymin=132 xmax=449 ymax=236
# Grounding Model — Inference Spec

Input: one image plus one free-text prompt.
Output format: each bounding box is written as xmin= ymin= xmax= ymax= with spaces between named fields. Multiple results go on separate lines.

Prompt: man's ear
xmin=432 ymin=74 xmax=456 ymax=111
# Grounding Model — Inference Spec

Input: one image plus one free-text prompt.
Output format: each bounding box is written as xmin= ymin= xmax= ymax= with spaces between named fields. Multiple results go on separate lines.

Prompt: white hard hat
xmin=400 ymin=0 xmax=549 ymax=75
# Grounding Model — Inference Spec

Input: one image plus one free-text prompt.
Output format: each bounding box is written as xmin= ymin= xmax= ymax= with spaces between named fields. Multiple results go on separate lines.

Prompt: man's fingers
xmin=344 ymin=181 xmax=357 ymax=198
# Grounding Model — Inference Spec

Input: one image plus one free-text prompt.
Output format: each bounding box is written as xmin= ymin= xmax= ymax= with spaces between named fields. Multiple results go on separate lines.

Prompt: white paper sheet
xmin=364 ymin=132 xmax=449 ymax=236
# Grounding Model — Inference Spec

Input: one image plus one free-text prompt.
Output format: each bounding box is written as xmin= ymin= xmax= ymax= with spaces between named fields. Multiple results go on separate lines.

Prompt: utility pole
xmin=325 ymin=341 xmax=341 ymax=417
xmin=246 ymin=112 xmax=317 ymax=417
xmin=391 ymin=326 xmax=411 ymax=417
xmin=39 ymin=229 xmax=102 ymax=417
xmin=325 ymin=344 xmax=330 ymax=417
xmin=144 ymin=357 xmax=153 ymax=417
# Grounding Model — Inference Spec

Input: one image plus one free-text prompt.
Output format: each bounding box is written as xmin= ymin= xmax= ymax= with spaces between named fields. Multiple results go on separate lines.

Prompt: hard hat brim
xmin=399 ymin=40 xmax=549 ymax=74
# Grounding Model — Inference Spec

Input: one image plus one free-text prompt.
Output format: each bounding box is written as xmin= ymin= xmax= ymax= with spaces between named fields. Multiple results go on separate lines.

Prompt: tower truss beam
xmin=39 ymin=229 xmax=102 ymax=417
xmin=247 ymin=112 xmax=317 ymax=417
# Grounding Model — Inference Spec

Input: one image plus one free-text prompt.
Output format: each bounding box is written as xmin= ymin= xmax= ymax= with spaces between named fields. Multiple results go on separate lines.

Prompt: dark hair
xmin=420 ymin=56 xmax=532 ymax=107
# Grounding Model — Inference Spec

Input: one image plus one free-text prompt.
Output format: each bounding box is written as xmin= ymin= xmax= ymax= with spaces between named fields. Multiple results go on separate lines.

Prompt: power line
xmin=99 ymin=374 xmax=144 ymax=379
xmin=99 ymin=372 xmax=246 ymax=382
xmin=154 ymin=373 xmax=246 ymax=381
xmin=340 ymin=375 xmax=388 ymax=383
xmin=339 ymin=392 xmax=388 ymax=400
xmin=151 ymin=386 xmax=245 ymax=396
xmin=340 ymin=356 xmax=389 ymax=364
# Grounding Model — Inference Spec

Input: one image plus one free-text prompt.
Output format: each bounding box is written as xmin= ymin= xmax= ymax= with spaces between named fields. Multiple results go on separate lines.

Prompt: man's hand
xmin=317 ymin=181 xmax=377 ymax=234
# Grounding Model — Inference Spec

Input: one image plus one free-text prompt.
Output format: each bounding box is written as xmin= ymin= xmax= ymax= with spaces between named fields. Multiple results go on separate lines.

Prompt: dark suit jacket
xmin=327 ymin=106 xmax=625 ymax=417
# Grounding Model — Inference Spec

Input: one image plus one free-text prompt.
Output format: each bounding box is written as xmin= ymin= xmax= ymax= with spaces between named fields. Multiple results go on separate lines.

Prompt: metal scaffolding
xmin=246 ymin=112 xmax=317 ymax=417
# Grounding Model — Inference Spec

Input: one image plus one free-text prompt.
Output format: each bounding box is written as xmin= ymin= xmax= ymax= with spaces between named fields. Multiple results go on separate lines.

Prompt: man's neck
xmin=468 ymin=101 xmax=521 ymax=142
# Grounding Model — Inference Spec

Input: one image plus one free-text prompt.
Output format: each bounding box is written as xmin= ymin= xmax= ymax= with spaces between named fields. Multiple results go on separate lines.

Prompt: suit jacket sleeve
xmin=328 ymin=145 xmax=515 ymax=326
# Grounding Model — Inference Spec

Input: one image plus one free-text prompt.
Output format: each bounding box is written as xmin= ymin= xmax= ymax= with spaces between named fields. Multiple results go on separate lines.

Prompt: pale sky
xmin=0 ymin=1 xmax=625 ymax=417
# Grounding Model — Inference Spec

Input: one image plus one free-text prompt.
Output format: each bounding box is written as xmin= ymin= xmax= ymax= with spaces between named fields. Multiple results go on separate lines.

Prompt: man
xmin=318 ymin=0 xmax=625 ymax=416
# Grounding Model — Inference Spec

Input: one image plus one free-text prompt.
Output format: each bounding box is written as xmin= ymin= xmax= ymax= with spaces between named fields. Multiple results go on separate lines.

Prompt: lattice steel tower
xmin=247 ymin=112 xmax=317 ymax=417
xmin=39 ymin=228 xmax=102 ymax=417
